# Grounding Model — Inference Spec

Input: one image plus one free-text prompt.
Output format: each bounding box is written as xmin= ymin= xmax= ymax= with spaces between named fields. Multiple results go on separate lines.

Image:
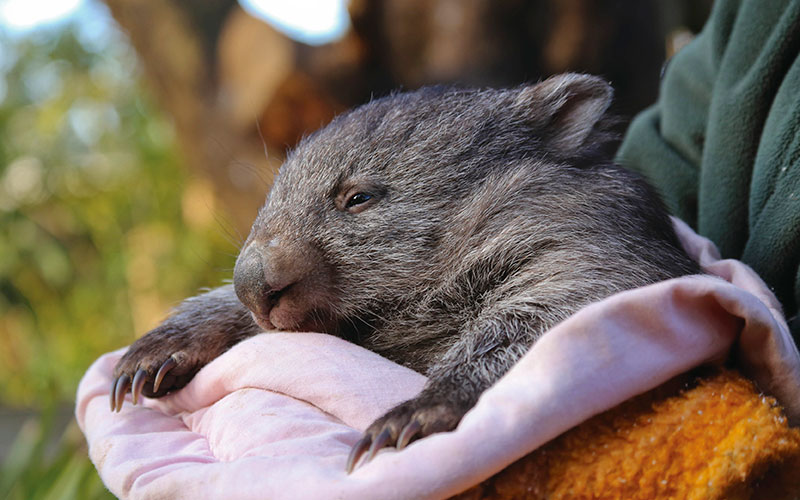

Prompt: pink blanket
xmin=76 ymin=220 xmax=800 ymax=499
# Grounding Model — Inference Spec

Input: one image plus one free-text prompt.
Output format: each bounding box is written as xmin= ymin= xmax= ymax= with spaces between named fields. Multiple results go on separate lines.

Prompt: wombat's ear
xmin=516 ymin=73 xmax=613 ymax=154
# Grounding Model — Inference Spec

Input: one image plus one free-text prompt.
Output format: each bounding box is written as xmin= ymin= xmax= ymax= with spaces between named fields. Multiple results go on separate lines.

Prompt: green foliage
xmin=0 ymin=7 xmax=239 ymax=497
xmin=0 ymin=15 xmax=236 ymax=408
xmin=1 ymin=410 xmax=114 ymax=500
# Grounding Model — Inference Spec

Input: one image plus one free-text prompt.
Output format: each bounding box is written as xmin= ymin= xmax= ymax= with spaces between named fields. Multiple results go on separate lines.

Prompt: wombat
xmin=110 ymin=73 xmax=700 ymax=472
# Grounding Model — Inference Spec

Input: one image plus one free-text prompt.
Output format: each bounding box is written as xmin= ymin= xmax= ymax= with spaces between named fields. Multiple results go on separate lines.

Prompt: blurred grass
xmin=1 ymin=410 xmax=114 ymax=500
xmin=1 ymin=3 xmax=241 ymax=498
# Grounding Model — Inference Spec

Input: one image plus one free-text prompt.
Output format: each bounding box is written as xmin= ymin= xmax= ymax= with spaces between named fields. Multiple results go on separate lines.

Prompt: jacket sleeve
xmin=616 ymin=0 xmax=800 ymax=342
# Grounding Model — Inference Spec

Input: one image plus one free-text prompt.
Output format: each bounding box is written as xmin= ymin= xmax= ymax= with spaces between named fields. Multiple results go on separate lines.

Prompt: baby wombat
xmin=111 ymin=74 xmax=699 ymax=472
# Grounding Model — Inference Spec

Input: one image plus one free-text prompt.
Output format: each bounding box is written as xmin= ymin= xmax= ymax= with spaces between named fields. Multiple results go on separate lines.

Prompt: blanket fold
xmin=77 ymin=222 xmax=800 ymax=499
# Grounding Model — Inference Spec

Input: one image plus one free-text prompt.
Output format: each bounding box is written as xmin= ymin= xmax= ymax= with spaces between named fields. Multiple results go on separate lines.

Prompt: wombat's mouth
xmin=251 ymin=311 xmax=276 ymax=331
xmin=242 ymin=283 xmax=283 ymax=330
xmin=265 ymin=289 xmax=282 ymax=307
xmin=250 ymin=284 xmax=332 ymax=333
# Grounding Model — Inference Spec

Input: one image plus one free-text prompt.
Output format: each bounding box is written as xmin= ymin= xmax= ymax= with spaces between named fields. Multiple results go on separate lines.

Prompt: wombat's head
xmin=233 ymin=73 xmax=614 ymax=335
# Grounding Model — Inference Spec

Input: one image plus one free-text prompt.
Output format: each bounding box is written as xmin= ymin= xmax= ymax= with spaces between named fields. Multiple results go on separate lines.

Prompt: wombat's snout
xmin=233 ymin=238 xmax=328 ymax=331
xmin=233 ymin=243 xmax=275 ymax=323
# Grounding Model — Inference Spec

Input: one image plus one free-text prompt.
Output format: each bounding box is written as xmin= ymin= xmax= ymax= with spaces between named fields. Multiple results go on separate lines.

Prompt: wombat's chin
xmin=250 ymin=311 xmax=276 ymax=331
xmin=259 ymin=304 xmax=327 ymax=333
xmin=263 ymin=305 xmax=294 ymax=331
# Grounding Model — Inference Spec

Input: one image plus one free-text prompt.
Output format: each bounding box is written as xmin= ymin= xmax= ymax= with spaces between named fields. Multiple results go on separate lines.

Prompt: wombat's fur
xmin=111 ymin=74 xmax=699 ymax=470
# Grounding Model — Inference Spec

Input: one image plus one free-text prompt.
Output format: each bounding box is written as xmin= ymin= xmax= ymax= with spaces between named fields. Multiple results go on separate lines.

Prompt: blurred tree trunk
xmin=103 ymin=0 xmax=274 ymax=237
xmin=102 ymin=0 xmax=709 ymax=235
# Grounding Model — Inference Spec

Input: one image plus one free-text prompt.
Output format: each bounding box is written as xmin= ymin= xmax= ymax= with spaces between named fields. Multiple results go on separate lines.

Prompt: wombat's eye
xmin=345 ymin=193 xmax=373 ymax=209
xmin=338 ymin=185 xmax=383 ymax=213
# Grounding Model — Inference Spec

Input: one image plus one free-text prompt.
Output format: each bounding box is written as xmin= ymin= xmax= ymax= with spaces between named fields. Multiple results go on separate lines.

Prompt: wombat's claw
xmin=110 ymin=374 xmax=131 ymax=412
xmin=397 ymin=419 xmax=421 ymax=450
xmin=131 ymin=369 xmax=147 ymax=405
xmin=110 ymin=355 xmax=179 ymax=412
xmin=346 ymin=399 xmax=466 ymax=469
xmin=153 ymin=356 xmax=177 ymax=393
xmin=346 ymin=435 xmax=372 ymax=473
xmin=366 ymin=428 xmax=392 ymax=462
xmin=347 ymin=421 xmax=419 ymax=473
xmin=109 ymin=380 xmax=116 ymax=411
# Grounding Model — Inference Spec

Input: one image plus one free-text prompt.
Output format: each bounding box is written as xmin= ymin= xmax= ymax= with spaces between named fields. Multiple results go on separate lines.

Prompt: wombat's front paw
xmin=346 ymin=397 xmax=466 ymax=472
xmin=110 ymin=327 xmax=210 ymax=412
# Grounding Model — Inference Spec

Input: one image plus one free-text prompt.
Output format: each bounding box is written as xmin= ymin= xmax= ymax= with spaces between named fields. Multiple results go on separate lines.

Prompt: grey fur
xmin=113 ymin=74 xmax=699 ymax=457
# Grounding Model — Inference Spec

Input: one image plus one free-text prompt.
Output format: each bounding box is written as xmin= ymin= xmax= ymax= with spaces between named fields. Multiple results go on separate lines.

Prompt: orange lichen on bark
xmin=457 ymin=369 xmax=800 ymax=500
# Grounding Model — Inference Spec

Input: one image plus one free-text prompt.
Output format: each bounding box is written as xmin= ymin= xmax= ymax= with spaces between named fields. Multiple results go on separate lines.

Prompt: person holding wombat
xmin=87 ymin=1 xmax=800 ymax=496
xmin=617 ymin=0 xmax=800 ymax=346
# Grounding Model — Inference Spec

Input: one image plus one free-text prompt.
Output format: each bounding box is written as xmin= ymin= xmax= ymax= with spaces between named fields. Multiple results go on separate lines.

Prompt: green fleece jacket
xmin=617 ymin=0 xmax=800 ymax=342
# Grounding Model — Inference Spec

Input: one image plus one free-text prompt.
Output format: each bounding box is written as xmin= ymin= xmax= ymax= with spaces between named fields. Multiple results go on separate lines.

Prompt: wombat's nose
xmin=234 ymin=243 xmax=270 ymax=318
xmin=233 ymin=241 xmax=298 ymax=319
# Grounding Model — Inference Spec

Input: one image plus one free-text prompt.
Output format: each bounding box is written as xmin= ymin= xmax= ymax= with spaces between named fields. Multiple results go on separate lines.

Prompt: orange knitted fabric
xmin=456 ymin=369 xmax=800 ymax=499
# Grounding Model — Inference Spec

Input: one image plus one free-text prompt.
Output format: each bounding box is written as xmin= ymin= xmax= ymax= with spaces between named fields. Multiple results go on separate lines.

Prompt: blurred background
xmin=0 ymin=0 xmax=711 ymax=497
